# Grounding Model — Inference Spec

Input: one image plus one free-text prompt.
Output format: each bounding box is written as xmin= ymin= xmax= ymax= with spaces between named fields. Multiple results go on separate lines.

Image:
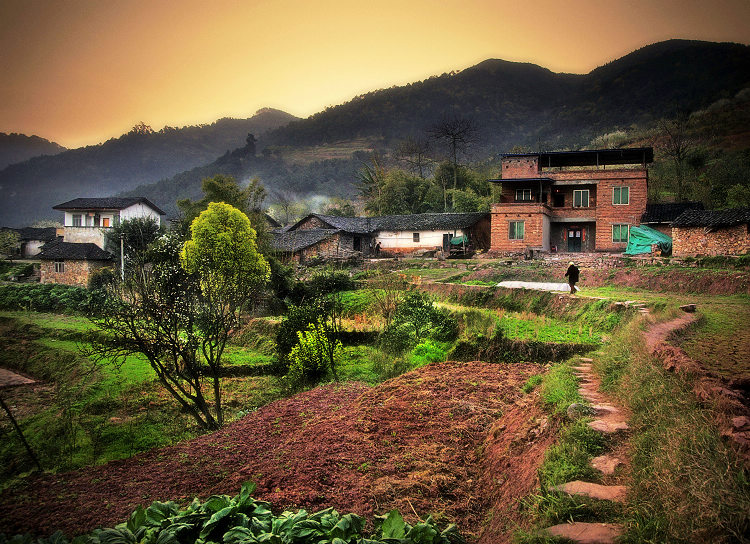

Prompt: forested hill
xmin=0 ymin=108 xmax=297 ymax=227
xmin=262 ymin=40 xmax=750 ymax=153
xmin=0 ymin=133 xmax=66 ymax=170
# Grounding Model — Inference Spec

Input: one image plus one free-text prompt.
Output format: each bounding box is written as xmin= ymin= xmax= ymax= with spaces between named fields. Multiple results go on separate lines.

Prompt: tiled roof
xmin=291 ymin=212 xmax=488 ymax=234
xmin=375 ymin=212 xmax=488 ymax=231
xmin=53 ymin=197 xmax=166 ymax=215
xmin=2 ymin=227 xmax=58 ymax=242
xmin=672 ymin=208 xmax=750 ymax=228
xmin=271 ymin=229 xmax=340 ymax=253
xmin=641 ymin=202 xmax=704 ymax=224
xmin=38 ymin=241 xmax=113 ymax=261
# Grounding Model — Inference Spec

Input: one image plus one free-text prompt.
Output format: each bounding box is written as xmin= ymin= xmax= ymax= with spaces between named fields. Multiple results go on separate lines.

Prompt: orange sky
xmin=1 ymin=0 xmax=749 ymax=149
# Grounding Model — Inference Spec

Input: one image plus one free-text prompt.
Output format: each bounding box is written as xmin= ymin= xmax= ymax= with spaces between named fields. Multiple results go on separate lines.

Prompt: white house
xmin=53 ymin=197 xmax=165 ymax=249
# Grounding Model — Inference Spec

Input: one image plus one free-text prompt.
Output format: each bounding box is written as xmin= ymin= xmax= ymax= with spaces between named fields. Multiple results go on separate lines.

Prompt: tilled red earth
xmin=0 ymin=361 xmax=553 ymax=543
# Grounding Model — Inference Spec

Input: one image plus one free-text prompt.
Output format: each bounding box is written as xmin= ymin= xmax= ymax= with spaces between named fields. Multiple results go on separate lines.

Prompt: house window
xmin=54 ymin=260 xmax=65 ymax=273
xmin=515 ymin=189 xmax=532 ymax=202
xmin=613 ymin=186 xmax=630 ymax=205
xmin=413 ymin=233 xmax=420 ymax=243
xmin=612 ymin=224 xmax=629 ymax=243
xmin=509 ymin=221 xmax=525 ymax=240
xmin=86 ymin=215 xmax=93 ymax=227
xmin=93 ymin=213 xmax=100 ymax=227
xmin=72 ymin=214 xmax=82 ymax=227
xmin=114 ymin=214 xmax=120 ymax=226
xmin=573 ymin=189 xmax=590 ymax=208
xmin=102 ymin=217 xmax=110 ymax=228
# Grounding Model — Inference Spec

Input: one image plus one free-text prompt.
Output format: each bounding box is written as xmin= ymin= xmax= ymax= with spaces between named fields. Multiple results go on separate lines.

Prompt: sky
xmin=1 ymin=0 xmax=749 ymax=149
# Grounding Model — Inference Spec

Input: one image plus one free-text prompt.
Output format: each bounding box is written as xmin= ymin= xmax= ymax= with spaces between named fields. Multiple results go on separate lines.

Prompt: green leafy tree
xmin=288 ymin=319 xmax=343 ymax=390
xmin=89 ymin=204 xmax=269 ymax=429
xmin=323 ymin=197 xmax=356 ymax=217
xmin=104 ymin=217 xmax=163 ymax=267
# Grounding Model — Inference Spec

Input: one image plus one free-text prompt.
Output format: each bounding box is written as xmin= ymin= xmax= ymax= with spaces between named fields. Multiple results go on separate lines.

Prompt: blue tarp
xmin=624 ymin=225 xmax=672 ymax=255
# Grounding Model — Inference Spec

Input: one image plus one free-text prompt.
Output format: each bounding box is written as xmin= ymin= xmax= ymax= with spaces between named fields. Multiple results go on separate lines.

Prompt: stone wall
xmin=672 ymin=224 xmax=750 ymax=257
xmin=63 ymin=226 xmax=107 ymax=249
xmin=296 ymin=216 xmax=328 ymax=230
xmin=294 ymin=233 xmax=362 ymax=263
xmin=40 ymin=260 xmax=109 ymax=287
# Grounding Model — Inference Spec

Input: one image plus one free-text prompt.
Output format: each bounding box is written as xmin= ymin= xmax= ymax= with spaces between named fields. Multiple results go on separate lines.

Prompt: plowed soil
xmin=0 ymin=361 xmax=554 ymax=543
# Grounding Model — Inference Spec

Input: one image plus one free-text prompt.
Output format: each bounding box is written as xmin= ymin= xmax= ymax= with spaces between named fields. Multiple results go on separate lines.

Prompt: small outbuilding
xmin=38 ymin=241 xmax=113 ymax=287
xmin=640 ymin=202 xmax=704 ymax=236
xmin=671 ymin=208 xmax=750 ymax=257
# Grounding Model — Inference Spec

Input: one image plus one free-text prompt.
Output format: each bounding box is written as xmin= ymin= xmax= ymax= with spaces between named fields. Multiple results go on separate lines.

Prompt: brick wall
xmin=594 ymin=176 xmax=648 ymax=251
xmin=40 ymin=259 xmax=108 ymax=287
xmin=672 ymin=224 xmax=750 ymax=257
xmin=490 ymin=204 xmax=549 ymax=252
xmin=501 ymin=156 xmax=539 ymax=178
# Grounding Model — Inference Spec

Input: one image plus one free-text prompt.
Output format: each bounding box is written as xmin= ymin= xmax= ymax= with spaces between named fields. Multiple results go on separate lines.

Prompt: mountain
xmin=4 ymin=40 xmax=750 ymax=225
xmin=132 ymin=40 xmax=750 ymax=215
xmin=0 ymin=108 xmax=297 ymax=227
xmin=262 ymin=40 xmax=750 ymax=152
xmin=0 ymin=133 xmax=66 ymax=169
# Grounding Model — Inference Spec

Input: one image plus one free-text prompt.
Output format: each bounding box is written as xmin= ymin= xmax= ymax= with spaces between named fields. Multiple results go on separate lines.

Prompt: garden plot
xmin=0 ymin=360 xmax=552 ymax=543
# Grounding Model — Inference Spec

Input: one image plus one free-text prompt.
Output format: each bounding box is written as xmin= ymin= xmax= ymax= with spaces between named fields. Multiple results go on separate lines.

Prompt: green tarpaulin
xmin=450 ymin=235 xmax=468 ymax=245
xmin=624 ymin=225 xmax=672 ymax=256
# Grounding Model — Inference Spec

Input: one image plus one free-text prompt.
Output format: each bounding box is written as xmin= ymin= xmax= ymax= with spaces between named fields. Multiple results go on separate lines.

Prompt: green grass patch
xmin=521 ymin=374 xmax=543 ymax=393
xmin=539 ymin=362 xmax=581 ymax=415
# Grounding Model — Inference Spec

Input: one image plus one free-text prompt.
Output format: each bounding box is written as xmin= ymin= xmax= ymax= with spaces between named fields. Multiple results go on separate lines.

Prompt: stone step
xmin=591 ymin=404 xmax=619 ymax=416
xmin=545 ymin=522 xmax=624 ymax=544
xmin=579 ymin=357 xmax=595 ymax=363
xmin=591 ymin=454 xmax=623 ymax=475
xmin=552 ymin=480 xmax=628 ymax=503
xmin=589 ymin=419 xmax=629 ymax=433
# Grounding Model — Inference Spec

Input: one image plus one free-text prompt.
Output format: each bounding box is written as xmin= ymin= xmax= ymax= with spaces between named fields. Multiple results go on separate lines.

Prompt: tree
xmin=104 ymin=217 xmax=162 ymax=264
xmin=429 ymin=116 xmax=477 ymax=209
xmin=323 ymin=197 xmax=356 ymax=217
xmin=0 ymin=230 xmax=19 ymax=262
xmin=356 ymin=152 xmax=386 ymax=215
xmin=395 ymin=137 xmax=432 ymax=179
xmin=178 ymin=174 xmax=272 ymax=252
xmin=656 ymin=113 xmax=695 ymax=202
xmin=88 ymin=204 xmax=270 ymax=430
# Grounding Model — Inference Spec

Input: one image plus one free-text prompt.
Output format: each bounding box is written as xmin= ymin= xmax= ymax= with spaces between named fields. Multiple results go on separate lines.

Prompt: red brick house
xmin=489 ymin=148 xmax=653 ymax=253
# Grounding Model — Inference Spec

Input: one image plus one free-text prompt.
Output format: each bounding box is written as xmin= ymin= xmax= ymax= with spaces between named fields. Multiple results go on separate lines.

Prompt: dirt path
xmin=0 ymin=368 xmax=35 ymax=388
xmin=0 ymin=361 xmax=554 ymax=542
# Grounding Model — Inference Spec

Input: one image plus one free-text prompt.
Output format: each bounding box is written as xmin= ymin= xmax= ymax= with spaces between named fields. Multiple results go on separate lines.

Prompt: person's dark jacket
xmin=565 ymin=264 xmax=580 ymax=283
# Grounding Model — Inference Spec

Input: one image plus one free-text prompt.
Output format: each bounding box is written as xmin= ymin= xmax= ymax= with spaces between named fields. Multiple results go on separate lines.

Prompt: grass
xmin=0 ymin=312 xmax=285 ymax=485
xmin=595 ymin=319 xmax=750 ymax=543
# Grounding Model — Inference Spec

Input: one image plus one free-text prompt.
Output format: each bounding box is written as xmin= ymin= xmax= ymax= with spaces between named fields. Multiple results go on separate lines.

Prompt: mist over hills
xmin=0 ymin=108 xmax=297 ymax=226
xmin=3 ymin=39 xmax=750 ymax=226
xmin=0 ymin=133 xmax=66 ymax=170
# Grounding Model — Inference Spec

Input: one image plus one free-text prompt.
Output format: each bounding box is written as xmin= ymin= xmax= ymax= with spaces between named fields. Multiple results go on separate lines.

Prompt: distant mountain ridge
xmin=0 ymin=133 xmax=66 ymax=170
xmin=0 ymin=108 xmax=297 ymax=226
xmin=3 ymin=40 xmax=750 ymax=226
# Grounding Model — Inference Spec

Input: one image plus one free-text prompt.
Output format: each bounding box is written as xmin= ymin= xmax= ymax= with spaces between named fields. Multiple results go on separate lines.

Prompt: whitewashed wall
xmin=375 ymin=228 xmax=466 ymax=250
xmin=120 ymin=203 xmax=161 ymax=225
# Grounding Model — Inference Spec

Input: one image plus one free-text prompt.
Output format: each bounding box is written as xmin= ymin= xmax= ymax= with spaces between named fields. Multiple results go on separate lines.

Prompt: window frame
xmin=72 ymin=214 xmax=82 ymax=227
xmin=413 ymin=232 xmax=420 ymax=243
xmin=54 ymin=260 xmax=65 ymax=273
xmin=613 ymin=186 xmax=630 ymax=205
xmin=509 ymin=220 xmax=525 ymax=240
xmin=612 ymin=224 xmax=629 ymax=243
xmin=573 ymin=189 xmax=590 ymax=208
xmin=515 ymin=189 xmax=532 ymax=202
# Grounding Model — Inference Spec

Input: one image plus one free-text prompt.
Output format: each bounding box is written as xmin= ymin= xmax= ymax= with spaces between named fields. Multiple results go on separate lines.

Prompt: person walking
xmin=565 ymin=261 xmax=580 ymax=294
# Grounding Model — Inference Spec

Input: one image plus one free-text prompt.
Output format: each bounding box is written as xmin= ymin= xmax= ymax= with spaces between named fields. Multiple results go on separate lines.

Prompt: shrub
xmin=0 ymin=283 xmax=91 ymax=314
xmin=287 ymin=320 xmax=342 ymax=390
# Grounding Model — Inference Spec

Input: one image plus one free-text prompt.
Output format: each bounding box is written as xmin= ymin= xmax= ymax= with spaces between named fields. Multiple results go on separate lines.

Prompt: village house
xmin=273 ymin=212 xmax=490 ymax=263
xmin=640 ymin=202 xmax=704 ymax=236
xmin=671 ymin=208 xmax=750 ymax=257
xmin=0 ymin=227 xmax=60 ymax=258
xmin=37 ymin=241 xmax=113 ymax=287
xmin=53 ymin=197 xmax=165 ymax=249
xmin=489 ymin=148 xmax=653 ymax=253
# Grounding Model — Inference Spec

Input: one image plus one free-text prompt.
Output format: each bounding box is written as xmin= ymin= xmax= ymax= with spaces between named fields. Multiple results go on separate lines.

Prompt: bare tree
xmin=273 ymin=189 xmax=301 ymax=225
xmin=656 ymin=113 xmax=695 ymax=202
xmin=429 ymin=116 xmax=477 ymax=208
xmin=395 ymin=137 xmax=432 ymax=179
